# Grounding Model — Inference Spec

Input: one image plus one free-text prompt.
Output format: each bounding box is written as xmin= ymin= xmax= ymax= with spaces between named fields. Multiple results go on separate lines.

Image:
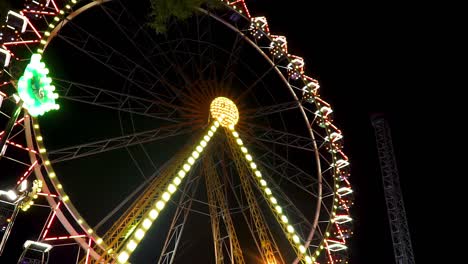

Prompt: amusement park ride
xmin=1 ymin=0 xmax=354 ymax=263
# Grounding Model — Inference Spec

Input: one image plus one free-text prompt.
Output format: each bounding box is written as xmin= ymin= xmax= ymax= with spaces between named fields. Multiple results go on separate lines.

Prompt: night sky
xmin=0 ymin=0 xmax=432 ymax=263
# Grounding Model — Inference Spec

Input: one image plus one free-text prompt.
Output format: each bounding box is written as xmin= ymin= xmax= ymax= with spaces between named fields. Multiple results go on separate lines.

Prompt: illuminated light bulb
xmin=65 ymin=4 xmax=71 ymax=9
xmin=96 ymin=238 xmax=103 ymax=245
xmin=210 ymin=126 xmax=216 ymax=132
xmin=287 ymin=225 xmax=294 ymax=233
xmin=134 ymin=229 xmax=145 ymax=240
xmin=59 ymin=10 xmax=65 ymax=14
xmin=127 ymin=240 xmax=137 ymax=252
xmin=62 ymin=195 xmax=69 ymax=202
xmin=304 ymin=255 xmax=313 ymax=263
xmin=162 ymin=192 xmax=170 ymax=201
xmin=87 ymin=228 xmax=93 ymax=234
xmin=78 ymin=219 xmax=83 ymax=224
xmin=57 ymin=184 xmax=62 ymax=189
xmin=36 ymin=136 xmax=43 ymax=141
xmin=192 ymin=151 xmax=199 ymax=159
xmin=156 ymin=201 xmax=165 ymax=210
xmin=196 ymin=146 xmax=203 ymax=152
xmin=259 ymin=179 xmax=267 ymax=186
xmin=142 ymin=219 xmax=152 ymax=230
xmin=270 ymin=197 xmax=277 ymax=204
xmin=236 ymin=139 xmax=243 ymax=145
xmin=117 ymin=251 xmax=130 ymax=263
xmin=44 ymin=31 xmax=50 ymax=36
xmin=39 ymin=148 xmax=46 ymax=153
xmin=149 ymin=209 xmax=158 ymax=220
xmin=264 ymin=188 xmax=272 ymax=195
xmin=49 ymin=172 xmax=55 ymax=178
xmin=204 ymin=135 xmax=210 ymax=141
xmin=228 ymin=124 xmax=235 ymax=130
xmin=275 ymin=205 xmax=282 ymax=214
xmin=183 ymin=164 xmax=191 ymax=172
xmin=214 ymin=121 xmax=220 ymax=127
xmin=188 ymin=157 xmax=195 ymax=165
xmin=208 ymin=131 xmax=214 ymax=137
xmin=292 ymin=235 xmax=300 ymax=244
xmin=54 ymin=17 xmax=60 ymax=21
xmin=245 ymin=154 xmax=253 ymax=161
xmin=173 ymin=177 xmax=181 ymax=186
xmin=168 ymin=184 xmax=176 ymax=194
xmin=178 ymin=170 xmax=186 ymax=178
xmin=210 ymin=97 xmax=239 ymax=127
xmin=232 ymin=131 xmax=239 ymax=138
xmin=200 ymin=140 xmax=207 ymax=147
xmin=250 ymin=162 xmax=257 ymax=169
xmin=255 ymin=171 xmax=262 ymax=177
xmin=241 ymin=147 xmax=248 ymax=153
xmin=299 ymin=245 xmax=306 ymax=253
xmin=281 ymin=215 xmax=288 ymax=223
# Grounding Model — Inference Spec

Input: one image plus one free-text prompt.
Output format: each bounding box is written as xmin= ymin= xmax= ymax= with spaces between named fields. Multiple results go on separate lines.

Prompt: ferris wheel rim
xmin=0 ymin=0 xmax=353 ymax=263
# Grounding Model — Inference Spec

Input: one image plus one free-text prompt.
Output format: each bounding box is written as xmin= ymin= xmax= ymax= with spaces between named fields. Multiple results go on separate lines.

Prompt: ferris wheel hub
xmin=210 ymin=97 xmax=239 ymax=127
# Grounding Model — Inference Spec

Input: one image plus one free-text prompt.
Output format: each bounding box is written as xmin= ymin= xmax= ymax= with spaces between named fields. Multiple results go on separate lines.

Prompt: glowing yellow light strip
xmin=228 ymin=126 xmax=315 ymax=264
xmin=116 ymin=121 xmax=221 ymax=263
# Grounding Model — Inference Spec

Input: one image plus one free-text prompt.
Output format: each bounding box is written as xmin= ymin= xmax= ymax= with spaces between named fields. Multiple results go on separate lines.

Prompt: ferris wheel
xmin=0 ymin=0 xmax=354 ymax=263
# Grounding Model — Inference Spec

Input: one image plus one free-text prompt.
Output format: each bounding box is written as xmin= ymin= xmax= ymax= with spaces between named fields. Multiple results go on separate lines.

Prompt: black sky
xmin=0 ymin=0 xmax=435 ymax=263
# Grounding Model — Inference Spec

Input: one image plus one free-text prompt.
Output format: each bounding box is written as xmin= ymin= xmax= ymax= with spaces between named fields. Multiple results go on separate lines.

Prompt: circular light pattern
xmin=209 ymin=97 xmax=239 ymax=127
xmin=17 ymin=54 xmax=60 ymax=116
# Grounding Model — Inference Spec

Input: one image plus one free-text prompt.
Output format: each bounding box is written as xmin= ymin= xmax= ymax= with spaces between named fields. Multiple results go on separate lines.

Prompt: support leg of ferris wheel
xmin=157 ymin=170 xmax=200 ymax=264
xmin=203 ymin=156 xmax=245 ymax=264
xmin=112 ymin=97 xmax=317 ymax=264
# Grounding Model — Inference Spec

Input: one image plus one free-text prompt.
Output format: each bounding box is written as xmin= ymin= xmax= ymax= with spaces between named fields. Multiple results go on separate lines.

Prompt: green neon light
xmin=18 ymin=54 xmax=60 ymax=117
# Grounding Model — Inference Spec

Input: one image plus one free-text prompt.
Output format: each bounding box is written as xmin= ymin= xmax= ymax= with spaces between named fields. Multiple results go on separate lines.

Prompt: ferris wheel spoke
xmin=252 ymin=142 xmax=335 ymax=199
xmin=255 ymin=153 xmax=318 ymax=198
xmin=227 ymin=127 xmax=320 ymax=263
xmin=48 ymin=123 xmax=197 ymax=163
xmin=158 ymin=171 xmax=201 ymax=264
xmin=244 ymin=101 xmax=300 ymax=118
xmin=194 ymin=42 xmax=217 ymax=81
xmin=53 ymin=78 xmax=189 ymax=123
xmin=240 ymin=131 xmax=333 ymax=201
xmin=100 ymin=1 xmax=192 ymax=92
xmin=55 ymin=22 xmax=181 ymax=105
xmin=243 ymin=124 xmax=318 ymax=152
xmin=220 ymin=29 xmax=245 ymax=83
xmin=236 ymin=61 xmax=281 ymax=102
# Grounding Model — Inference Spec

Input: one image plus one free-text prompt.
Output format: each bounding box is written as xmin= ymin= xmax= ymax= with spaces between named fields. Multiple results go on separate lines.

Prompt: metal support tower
xmin=371 ymin=115 xmax=415 ymax=264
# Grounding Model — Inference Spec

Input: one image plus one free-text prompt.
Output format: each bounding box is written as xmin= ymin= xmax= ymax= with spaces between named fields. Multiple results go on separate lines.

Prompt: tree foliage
xmin=149 ymin=0 xmax=222 ymax=33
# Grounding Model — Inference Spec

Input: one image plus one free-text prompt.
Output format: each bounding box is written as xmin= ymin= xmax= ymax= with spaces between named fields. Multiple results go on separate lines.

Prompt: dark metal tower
xmin=371 ymin=115 xmax=415 ymax=264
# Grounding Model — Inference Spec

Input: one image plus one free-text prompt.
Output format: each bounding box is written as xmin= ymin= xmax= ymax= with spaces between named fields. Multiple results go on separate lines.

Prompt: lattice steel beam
xmin=87 ymin=143 xmax=197 ymax=263
xmin=49 ymin=123 xmax=195 ymax=163
xmin=227 ymin=134 xmax=280 ymax=264
xmin=204 ymin=157 xmax=245 ymax=264
xmin=371 ymin=116 xmax=415 ymax=264
xmin=54 ymin=79 xmax=184 ymax=122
